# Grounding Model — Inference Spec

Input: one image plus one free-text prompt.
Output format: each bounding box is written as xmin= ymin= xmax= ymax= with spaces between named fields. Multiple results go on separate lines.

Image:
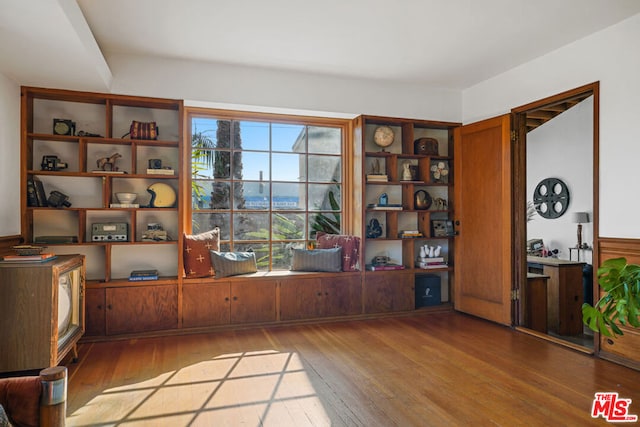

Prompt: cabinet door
xmin=322 ymin=275 xmax=362 ymax=317
xmin=106 ymin=285 xmax=178 ymax=335
xmin=280 ymin=277 xmax=324 ymax=321
xmin=85 ymin=288 xmax=106 ymax=336
xmin=230 ymin=280 xmax=277 ymax=324
xmin=363 ymin=272 xmax=413 ymax=313
xmin=182 ymin=282 xmax=231 ymax=328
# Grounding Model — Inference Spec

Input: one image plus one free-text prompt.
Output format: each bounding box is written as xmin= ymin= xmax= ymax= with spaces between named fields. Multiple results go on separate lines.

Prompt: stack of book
xmin=366 ymin=174 xmax=388 ymax=182
xmin=399 ymin=230 xmax=423 ymax=238
xmin=417 ymin=257 xmax=447 ymax=269
xmin=365 ymin=263 xmax=405 ymax=271
xmin=128 ymin=269 xmax=159 ymax=281
xmin=2 ymin=253 xmax=57 ymax=263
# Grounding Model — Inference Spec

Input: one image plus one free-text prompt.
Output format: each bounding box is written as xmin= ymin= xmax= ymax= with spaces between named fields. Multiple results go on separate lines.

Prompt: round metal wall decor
xmin=533 ymin=178 xmax=570 ymax=219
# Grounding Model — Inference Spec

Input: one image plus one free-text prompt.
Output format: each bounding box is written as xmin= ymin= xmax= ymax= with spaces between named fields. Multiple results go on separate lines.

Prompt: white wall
xmin=0 ymin=73 xmax=20 ymax=236
xmin=106 ymin=53 xmax=462 ymax=123
xmin=463 ymin=13 xmax=640 ymax=239
xmin=527 ymin=97 xmax=593 ymax=261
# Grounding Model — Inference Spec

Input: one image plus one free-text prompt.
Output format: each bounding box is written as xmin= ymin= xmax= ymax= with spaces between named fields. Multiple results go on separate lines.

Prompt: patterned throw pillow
xmin=290 ymin=247 xmax=342 ymax=272
xmin=183 ymin=228 xmax=220 ymax=278
xmin=0 ymin=405 xmax=10 ymax=427
xmin=315 ymin=232 xmax=361 ymax=272
xmin=209 ymin=251 xmax=258 ymax=278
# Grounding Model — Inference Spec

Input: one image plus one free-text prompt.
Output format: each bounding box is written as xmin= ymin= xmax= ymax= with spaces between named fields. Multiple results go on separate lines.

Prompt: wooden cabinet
xmin=280 ymin=274 xmax=362 ymax=321
xmin=527 ymin=257 xmax=584 ymax=336
xmin=20 ymin=86 xmax=183 ymax=284
xmin=0 ymin=255 xmax=85 ymax=373
xmin=354 ymin=115 xmax=459 ymax=309
xmin=363 ymin=271 xmax=414 ymax=313
xmin=182 ymin=279 xmax=277 ymax=328
xmin=84 ymin=288 xmax=106 ymax=336
xmin=105 ymin=284 xmax=178 ymax=335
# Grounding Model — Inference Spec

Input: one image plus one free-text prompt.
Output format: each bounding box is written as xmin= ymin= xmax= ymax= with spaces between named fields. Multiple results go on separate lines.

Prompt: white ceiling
xmin=1 ymin=0 xmax=640 ymax=92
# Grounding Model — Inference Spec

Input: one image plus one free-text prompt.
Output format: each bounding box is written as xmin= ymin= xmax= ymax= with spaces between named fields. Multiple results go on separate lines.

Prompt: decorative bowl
xmin=116 ymin=192 xmax=137 ymax=204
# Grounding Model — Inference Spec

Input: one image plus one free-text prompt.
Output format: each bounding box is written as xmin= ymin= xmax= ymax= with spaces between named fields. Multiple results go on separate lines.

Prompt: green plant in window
xmin=582 ymin=257 xmax=640 ymax=337
xmin=311 ymin=189 xmax=341 ymax=237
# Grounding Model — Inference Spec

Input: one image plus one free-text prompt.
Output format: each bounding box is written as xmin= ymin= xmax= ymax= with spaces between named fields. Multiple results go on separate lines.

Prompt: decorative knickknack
xmin=414 ymin=190 xmax=432 ymax=210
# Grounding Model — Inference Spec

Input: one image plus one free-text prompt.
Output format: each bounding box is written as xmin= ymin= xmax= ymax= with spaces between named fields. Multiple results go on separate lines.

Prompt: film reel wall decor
xmin=533 ymin=177 xmax=570 ymax=219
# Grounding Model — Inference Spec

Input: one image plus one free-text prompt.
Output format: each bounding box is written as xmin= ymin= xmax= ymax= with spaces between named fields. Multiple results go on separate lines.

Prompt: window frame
xmin=183 ymin=107 xmax=355 ymax=271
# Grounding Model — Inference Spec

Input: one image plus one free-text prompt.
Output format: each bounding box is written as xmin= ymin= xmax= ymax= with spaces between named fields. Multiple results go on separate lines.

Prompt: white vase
xmin=428 ymin=246 xmax=435 ymax=258
xmin=434 ymin=246 xmax=442 ymax=257
xmin=419 ymin=246 xmax=427 ymax=259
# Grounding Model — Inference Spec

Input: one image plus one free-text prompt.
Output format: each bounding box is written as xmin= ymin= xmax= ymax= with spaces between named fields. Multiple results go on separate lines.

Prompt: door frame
xmin=511 ymin=82 xmax=600 ymax=350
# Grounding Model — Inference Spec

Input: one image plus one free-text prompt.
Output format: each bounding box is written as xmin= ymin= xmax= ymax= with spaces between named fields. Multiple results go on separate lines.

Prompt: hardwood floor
xmin=65 ymin=312 xmax=640 ymax=426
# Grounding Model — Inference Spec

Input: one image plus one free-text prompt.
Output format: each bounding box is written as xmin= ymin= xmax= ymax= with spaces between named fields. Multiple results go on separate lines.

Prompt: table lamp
xmin=572 ymin=212 xmax=590 ymax=248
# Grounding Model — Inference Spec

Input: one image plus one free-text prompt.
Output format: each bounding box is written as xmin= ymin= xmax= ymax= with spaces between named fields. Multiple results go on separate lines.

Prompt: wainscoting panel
xmin=597 ymin=237 xmax=640 ymax=370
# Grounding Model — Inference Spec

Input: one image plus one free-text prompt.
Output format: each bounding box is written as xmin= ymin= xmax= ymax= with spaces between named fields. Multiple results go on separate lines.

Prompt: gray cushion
xmin=291 ymin=247 xmax=342 ymax=272
xmin=210 ymin=251 xmax=258 ymax=278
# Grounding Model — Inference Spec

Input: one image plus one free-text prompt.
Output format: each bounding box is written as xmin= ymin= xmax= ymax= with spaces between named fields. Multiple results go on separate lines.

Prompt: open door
xmin=453 ymin=115 xmax=512 ymax=325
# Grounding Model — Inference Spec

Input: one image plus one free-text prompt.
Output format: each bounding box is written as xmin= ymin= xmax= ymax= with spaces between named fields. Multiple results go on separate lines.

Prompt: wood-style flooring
xmin=65 ymin=312 xmax=640 ymax=426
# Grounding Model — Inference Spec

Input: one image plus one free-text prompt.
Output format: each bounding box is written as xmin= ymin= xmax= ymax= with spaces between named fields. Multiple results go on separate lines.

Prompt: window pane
xmin=272 ymin=241 xmax=305 ymax=270
xmin=237 ymin=121 xmax=269 ymax=150
xmin=192 ymin=179 xmax=211 ymax=209
xmin=272 ymin=183 xmax=305 ymax=210
xmin=308 ymin=126 xmax=341 ymax=154
xmin=272 ymin=153 xmax=305 ymax=181
xmin=234 ymin=182 xmax=269 ymax=210
xmin=308 ymin=155 xmax=341 ymax=182
xmin=210 ymin=182 xmax=231 ymax=209
xmin=192 ymin=212 xmax=230 ymax=239
xmin=237 ymin=151 xmax=270 ymax=181
xmin=191 ymin=118 xmax=229 ymax=149
xmin=272 ymin=213 xmax=306 ymax=240
xmin=309 ymin=212 xmax=341 ymax=238
xmin=272 ymin=124 xmax=305 ymax=152
xmin=234 ymin=213 xmax=269 ymax=241
xmin=308 ymin=184 xmax=341 ymax=211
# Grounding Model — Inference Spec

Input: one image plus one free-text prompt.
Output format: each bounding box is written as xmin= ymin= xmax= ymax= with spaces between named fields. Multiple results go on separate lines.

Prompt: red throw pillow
xmin=183 ymin=228 xmax=220 ymax=278
xmin=316 ymin=232 xmax=360 ymax=271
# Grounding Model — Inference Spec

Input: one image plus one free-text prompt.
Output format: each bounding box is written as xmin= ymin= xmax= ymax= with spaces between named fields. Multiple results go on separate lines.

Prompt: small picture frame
xmin=430 ymin=160 xmax=450 ymax=184
xmin=431 ymin=219 xmax=455 ymax=237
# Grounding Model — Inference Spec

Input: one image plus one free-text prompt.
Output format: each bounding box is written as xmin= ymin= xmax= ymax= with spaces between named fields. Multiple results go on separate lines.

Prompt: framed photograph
xmin=431 ymin=219 xmax=455 ymax=237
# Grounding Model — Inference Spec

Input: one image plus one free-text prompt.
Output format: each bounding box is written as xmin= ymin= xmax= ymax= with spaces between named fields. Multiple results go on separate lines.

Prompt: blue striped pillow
xmin=290 ymin=247 xmax=342 ymax=272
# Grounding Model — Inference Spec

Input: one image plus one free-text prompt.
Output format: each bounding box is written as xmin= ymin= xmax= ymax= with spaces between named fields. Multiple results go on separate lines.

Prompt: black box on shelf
xmin=415 ymin=274 xmax=441 ymax=308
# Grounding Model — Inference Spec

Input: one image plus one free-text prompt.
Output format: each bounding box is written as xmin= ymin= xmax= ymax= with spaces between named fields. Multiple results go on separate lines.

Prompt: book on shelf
xmin=419 ymin=257 xmax=445 ymax=263
xmin=399 ymin=230 xmax=423 ymax=238
xmin=146 ymin=168 xmax=175 ymax=175
xmin=367 ymin=203 xmax=402 ymax=210
xmin=418 ymin=263 xmax=448 ymax=269
xmin=2 ymin=253 xmax=57 ymax=262
xmin=128 ymin=275 xmax=159 ymax=281
xmin=365 ymin=263 xmax=406 ymax=271
xmin=129 ymin=268 xmax=158 ymax=277
xmin=27 ymin=176 xmax=48 ymax=207
xmin=366 ymin=174 xmax=388 ymax=182
xmin=110 ymin=203 xmax=140 ymax=208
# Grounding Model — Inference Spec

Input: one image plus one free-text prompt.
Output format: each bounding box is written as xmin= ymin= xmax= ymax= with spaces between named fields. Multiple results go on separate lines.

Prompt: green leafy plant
xmin=582 ymin=257 xmax=640 ymax=337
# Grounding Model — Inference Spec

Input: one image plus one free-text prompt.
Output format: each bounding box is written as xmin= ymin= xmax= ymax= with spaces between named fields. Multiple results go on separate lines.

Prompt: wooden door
xmin=363 ymin=271 xmax=414 ymax=314
xmin=323 ymin=275 xmax=362 ymax=317
xmin=230 ymin=280 xmax=277 ymax=324
xmin=182 ymin=281 xmax=231 ymax=327
xmin=453 ymin=115 xmax=512 ymax=325
xmin=106 ymin=285 xmax=178 ymax=335
xmin=85 ymin=288 xmax=106 ymax=336
xmin=280 ymin=277 xmax=324 ymax=321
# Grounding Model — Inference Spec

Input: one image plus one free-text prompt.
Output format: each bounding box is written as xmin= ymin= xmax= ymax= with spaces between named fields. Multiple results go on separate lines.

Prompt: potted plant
xmin=582 ymin=257 xmax=640 ymax=337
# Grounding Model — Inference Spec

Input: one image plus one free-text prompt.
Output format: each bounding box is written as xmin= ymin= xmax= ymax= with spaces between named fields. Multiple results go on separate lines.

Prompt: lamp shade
xmin=572 ymin=212 xmax=590 ymax=224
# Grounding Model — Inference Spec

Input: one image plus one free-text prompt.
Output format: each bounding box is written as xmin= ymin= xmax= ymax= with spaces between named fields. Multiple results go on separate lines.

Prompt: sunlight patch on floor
xmin=68 ymin=350 xmax=331 ymax=427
